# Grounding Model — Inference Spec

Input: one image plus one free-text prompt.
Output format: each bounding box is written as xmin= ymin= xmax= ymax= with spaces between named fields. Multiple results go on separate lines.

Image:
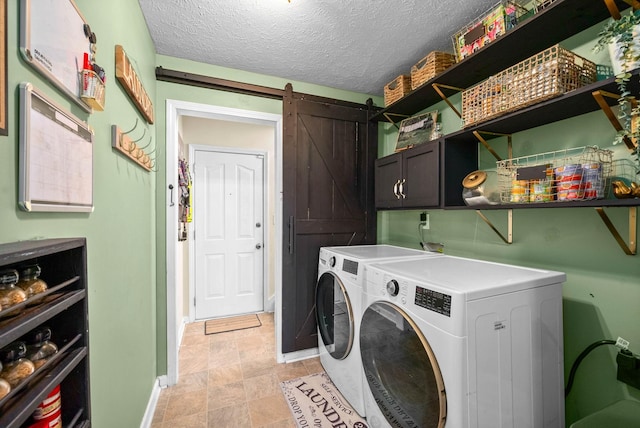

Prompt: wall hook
xmin=138 ymin=135 xmax=153 ymax=150
xmin=131 ymin=127 xmax=147 ymax=143
xmin=111 ymin=124 xmax=152 ymax=171
xmin=122 ymin=118 xmax=139 ymax=135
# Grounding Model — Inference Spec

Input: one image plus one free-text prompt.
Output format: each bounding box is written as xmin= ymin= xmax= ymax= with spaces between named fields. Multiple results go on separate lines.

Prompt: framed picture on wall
xmin=395 ymin=110 xmax=438 ymax=152
xmin=0 ymin=0 xmax=6 ymax=136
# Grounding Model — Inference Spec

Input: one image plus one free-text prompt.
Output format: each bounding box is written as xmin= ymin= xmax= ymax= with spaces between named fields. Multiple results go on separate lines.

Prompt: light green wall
xmin=3 ymin=1 xmax=634 ymax=425
xmin=377 ymin=19 xmax=640 ymax=426
xmin=0 ymin=1 xmax=157 ymax=426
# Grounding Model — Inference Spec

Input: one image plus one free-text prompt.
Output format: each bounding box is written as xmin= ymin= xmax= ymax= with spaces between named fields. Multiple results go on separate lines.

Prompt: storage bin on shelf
xmin=384 ymin=75 xmax=411 ymax=107
xmin=410 ymin=51 xmax=457 ymax=90
xmin=495 ymin=146 xmax=614 ymax=203
xmin=79 ymin=69 xmax=105 ymax=111
xmin=452 ymin=0 xmax=532 ymax=62
xmin=461 ymin=44 xmax=596 ymax=127
xmin=534 ymin=0 xmax=559 ymax=11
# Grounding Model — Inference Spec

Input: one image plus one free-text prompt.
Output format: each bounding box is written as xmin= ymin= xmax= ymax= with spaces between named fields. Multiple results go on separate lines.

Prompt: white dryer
xmin=360 ymin=255 xmax=566 ymax=428
xmin=316 ymin=245 xmax=440 ymax=417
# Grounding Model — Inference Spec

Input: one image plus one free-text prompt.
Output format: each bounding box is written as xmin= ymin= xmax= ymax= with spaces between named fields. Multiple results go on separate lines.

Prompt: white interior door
xmin=194 ymin=150 xmax=264 ymax=319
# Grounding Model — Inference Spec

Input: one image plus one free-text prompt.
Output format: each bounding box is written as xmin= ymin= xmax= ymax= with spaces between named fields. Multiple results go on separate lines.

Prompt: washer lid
xmin=322 ymin=244 xmax=435 ymax=261
xmin=369 ymin=256 xmax=566 ymax=300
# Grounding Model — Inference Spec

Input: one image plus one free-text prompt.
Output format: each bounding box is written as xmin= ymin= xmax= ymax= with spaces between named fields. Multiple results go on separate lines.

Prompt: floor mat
xmin=204 ymin=313 xmax=261 ymax=335
xmin=280 ymin=372 xmax=368 ymax=428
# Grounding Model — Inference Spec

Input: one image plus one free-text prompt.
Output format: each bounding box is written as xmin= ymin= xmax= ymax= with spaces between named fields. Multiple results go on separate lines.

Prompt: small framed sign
xmin=395 ymin=110 xmax=439 ymax=152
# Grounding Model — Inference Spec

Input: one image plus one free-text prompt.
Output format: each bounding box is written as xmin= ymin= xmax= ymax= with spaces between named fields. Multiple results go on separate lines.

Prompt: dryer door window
xmin=360 ymin=301 xmax=446 ymax=428
xmin=315 ymin=272 xmax=354 ymax=360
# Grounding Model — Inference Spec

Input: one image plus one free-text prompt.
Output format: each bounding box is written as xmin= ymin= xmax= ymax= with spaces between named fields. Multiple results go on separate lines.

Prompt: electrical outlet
xmin=617 ymin=349 xmax=640 ymax=390
xmin=420 ymin=212 xmax=430 ymax=229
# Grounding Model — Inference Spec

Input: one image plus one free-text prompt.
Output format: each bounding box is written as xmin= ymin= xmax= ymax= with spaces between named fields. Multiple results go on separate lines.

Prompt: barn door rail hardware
xmin=595 ymin=206 xmax=637 ymax=255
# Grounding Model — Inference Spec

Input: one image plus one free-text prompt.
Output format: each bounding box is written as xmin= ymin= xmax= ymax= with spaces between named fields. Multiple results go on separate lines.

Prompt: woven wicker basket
xmin=410 ymin=52 xmax=456 ymax=90
xmin=462 ymin=44 xmax=596 ymax=127
xmin=384 ymin=75 xmax=411 ymax=107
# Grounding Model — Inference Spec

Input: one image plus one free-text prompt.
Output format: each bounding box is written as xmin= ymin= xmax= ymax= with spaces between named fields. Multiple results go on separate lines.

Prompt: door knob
xmin=256 ymin=243 xmax=262 ymax=249
xmin=256 ymin=222 xmax=261 ymax=228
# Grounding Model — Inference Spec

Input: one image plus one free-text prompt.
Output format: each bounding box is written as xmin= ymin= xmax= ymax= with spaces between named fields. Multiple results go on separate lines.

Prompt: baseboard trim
xmin=139 ymin=377 xmax=164 ymax=428
xmin=279 ymin=347 xmax=319 ymax=364
xmin=178 ymin=316 xmax=188 ymax=347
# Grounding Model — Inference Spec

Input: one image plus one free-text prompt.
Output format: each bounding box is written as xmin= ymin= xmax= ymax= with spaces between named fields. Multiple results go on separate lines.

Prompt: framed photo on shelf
xmin=395 ymin=110 xmax=438 ymax=152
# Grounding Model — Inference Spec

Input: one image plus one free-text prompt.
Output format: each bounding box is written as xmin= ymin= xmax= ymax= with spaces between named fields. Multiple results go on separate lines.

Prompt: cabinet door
xmin=403 ymin=140 xmax=440 ymax=207
xmin=375 ymin=152 xmax=403 ymax=208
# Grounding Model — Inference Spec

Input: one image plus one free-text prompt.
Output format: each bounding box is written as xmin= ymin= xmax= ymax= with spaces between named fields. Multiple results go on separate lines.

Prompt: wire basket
xmin=452 ymin=0 xmax=531 ymax=61
xmin=79 ymin=69 xmax=105 ymax=111
xmin=496 ymin=146 xmax=614 ymax=203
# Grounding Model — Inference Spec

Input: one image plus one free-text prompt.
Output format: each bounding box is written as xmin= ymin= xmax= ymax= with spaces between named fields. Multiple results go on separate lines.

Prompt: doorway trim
xmin=165 ymin=99 xmax=283 ymax=386
xmin=188 ymin=145 xmax=268 ymax=321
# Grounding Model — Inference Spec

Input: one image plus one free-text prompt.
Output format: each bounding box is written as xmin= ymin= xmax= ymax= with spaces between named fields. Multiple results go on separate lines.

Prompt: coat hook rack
xmin=111 ymin=124 xmax=153 ymax=171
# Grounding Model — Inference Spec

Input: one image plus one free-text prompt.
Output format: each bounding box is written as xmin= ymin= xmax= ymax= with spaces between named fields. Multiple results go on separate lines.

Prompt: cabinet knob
xmin=393 ymin=180 xmax=401 ymax=199
xmin=399 ymin=179 xmax=406 ymax=199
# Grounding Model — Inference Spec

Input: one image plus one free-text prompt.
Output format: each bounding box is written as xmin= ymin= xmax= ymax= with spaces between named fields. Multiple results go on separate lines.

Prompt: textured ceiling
xmin=139 ymin=0 xmax=504 ymax=96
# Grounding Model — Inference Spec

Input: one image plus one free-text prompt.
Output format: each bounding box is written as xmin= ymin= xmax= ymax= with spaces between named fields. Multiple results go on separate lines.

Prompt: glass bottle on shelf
xmin=0 ymin=269 xmax=27 ymax=312
xmin=0 ymin=342 xmax=35 ymax=388
xmin=25 ymin=327 xmax=58 ymax=369
xmin=16 ymin=264 xmax=48 ymax=300
xmin=0 ymin=361 xmax=9 ymax=399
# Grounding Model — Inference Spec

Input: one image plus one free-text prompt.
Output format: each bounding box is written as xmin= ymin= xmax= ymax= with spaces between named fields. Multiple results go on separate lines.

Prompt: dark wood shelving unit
xmin=447 ymin=197 xmax=640 ymax=210
xmin=446 ymin=70 xmax=640 ymax=143
xmin=0 ymin=238 xmax=90 ymax=427
xmin=372 ymin=0 xmax=638 ymax=253
xmin=370 ymin=0 xmax=631 ymax=122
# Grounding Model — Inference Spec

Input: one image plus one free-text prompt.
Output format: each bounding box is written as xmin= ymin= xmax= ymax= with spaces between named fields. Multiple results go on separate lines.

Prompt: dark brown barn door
xmin=281 ymin=84 xmax=377 ymax=353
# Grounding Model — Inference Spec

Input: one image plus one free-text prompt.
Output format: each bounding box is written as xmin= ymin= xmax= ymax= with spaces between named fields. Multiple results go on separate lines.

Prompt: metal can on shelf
xmin=31 ymin=384 xmax=62 ymax=425
xmin=582 ymin=162 xmax=603 ymax=199
xmin=530 ymin=179 xmax=553 ymax=202
xmin=510 ymin=180 xmax=529 ymax=203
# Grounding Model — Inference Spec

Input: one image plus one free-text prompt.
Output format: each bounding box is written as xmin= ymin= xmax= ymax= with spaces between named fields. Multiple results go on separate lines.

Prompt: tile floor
xmin=151 ymin=312 xmax=324 ymax=427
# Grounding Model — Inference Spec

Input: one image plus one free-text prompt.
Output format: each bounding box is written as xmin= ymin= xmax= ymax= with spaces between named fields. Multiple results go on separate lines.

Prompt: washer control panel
xmin=386 ymin=279 xmax=399 ymax=296
xmin=342 ymin=258 xmax=358 ymax=276
xmin=415 ymin=285 xmax=452 ymax=317
xmin=382 ymin=277 xmax=410 ymax=304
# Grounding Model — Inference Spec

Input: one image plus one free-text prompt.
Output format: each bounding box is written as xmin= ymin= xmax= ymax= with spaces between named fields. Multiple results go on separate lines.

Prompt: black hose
xmin=565 ymin=339 xmax=616 ymax=397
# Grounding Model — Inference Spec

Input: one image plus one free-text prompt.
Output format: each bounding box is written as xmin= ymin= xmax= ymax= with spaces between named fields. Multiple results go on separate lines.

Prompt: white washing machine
xmin=360 ymin=255 xmax=566 ymax=428
xmin=315 ymin=245 xmax=441 ymax=417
